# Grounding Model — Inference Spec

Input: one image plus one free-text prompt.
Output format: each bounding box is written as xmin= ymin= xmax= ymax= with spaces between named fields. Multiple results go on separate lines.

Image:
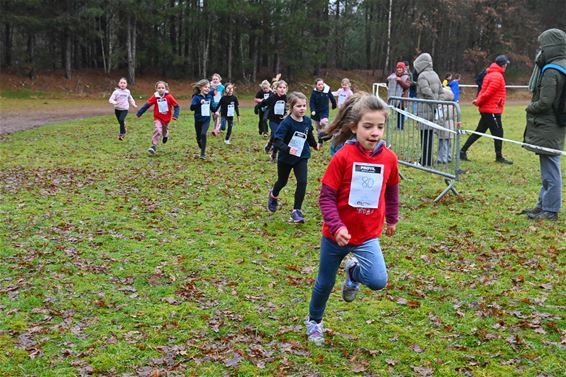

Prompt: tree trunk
xmin=127 ymin=14 xmax=136 ymax=85
xmin=27 ymin=34 xmax=35 ymax=79
xmin=4 ymin=23 xmax=12 ymax=67
xmin=384 ymin=0 xmax=392 ymax=76
xmin=227 ymin=16 xmax=233 ymax=81
xmin=65 ymin=29 xmax=72 ymax=79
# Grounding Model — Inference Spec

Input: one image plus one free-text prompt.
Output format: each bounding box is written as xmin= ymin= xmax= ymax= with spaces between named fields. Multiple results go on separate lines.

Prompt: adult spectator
xmin=522 ymin=28 xmax=566 ymax=221
xmin=460 ymin=55 xmax=513 ymax=164
xmin=387 ymin=62 xmax=411 ymax=129
xmin=414 ymin=52 xmax=442 ymax=166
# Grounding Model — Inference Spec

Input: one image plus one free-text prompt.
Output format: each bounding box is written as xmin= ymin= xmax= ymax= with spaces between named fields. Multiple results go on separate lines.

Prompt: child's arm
xmin=136 ymin=102 xmax=150 ymax=117
xmin=320 ymin=184 xmax=350 ymax=246
xmin=272 ymin=121 xmax=290 ymax=153
xmin=309 ymin=92 xmax=316 ymax=115
xmin=108 ymin=90 xmax=117 ymax=105
xmin=384 ymin=183 xmax=399 ymax=236
xmin=306 ymin=127 xmax=319 ymax=150
xmin=331 ymin=88 xmax=341 ymax=97
xmin=190 ymin=96 xmax=200 ymax=111
xmin=172 ymin=104 xmax=180 ymax=120
xmin=329 ymin=90 xmax=337 ymax=109
xmin=129 ymin=94 xmax=137 ymax=108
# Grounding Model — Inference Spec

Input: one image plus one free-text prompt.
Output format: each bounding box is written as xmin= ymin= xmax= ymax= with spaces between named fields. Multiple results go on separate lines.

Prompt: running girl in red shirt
xmin=136 ymin=81 xmax=180 ymax=155
xmin=305 ymin=92 xmax=400 ymax=345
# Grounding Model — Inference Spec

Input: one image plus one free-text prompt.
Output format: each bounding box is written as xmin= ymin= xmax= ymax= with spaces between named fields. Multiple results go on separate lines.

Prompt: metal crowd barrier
xmin=385 ymin=96 xmax=462 ymax=202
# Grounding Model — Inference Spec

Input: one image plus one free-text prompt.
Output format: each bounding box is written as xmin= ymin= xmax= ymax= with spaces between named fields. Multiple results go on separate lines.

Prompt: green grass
xmin=0 ymin=104 xmax=564 ymax=376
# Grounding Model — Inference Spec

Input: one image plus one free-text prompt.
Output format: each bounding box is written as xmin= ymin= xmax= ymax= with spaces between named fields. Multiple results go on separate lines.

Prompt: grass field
xmin=0 ymin=103 xmax=564 ymax=376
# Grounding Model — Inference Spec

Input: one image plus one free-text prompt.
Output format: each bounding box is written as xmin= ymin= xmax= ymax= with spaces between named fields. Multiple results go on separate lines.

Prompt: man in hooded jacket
xmin=414 ymin=53 xmax=442 ymax=166
xmin=521 ymin=28 xmax=566 ymax=221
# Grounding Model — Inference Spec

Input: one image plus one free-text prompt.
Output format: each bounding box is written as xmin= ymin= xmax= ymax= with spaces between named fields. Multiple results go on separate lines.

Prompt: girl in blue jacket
xmin=190 ymin=79 xmax=218 ymax=160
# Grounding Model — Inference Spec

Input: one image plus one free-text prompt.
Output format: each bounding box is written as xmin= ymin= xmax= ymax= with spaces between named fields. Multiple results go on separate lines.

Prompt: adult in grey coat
xmin=414 ymin=53 xmax=442 ymax=166
xmin=522 ymin=28 xmax=566 ymax=221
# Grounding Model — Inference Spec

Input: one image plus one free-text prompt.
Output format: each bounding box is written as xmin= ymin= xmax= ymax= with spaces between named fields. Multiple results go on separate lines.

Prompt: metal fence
xmin=385 ymin=96 xmax=462 ymax=202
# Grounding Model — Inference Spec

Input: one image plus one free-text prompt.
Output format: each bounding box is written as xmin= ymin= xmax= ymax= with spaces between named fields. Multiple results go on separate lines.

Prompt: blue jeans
xmin=308 ymin=236 xmax=388 ymax=322
xmin=220 ymin=116 xmax=227 ymax=131
xmin=537 ymin=154 xmax=562 ymax=213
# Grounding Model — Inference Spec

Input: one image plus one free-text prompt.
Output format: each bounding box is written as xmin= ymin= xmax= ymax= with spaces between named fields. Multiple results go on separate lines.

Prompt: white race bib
xmin=274 ymin=100 xmax=285 ymax=115
xmin=227 ymin=103 xmax=235 ymax=117
xmin=157 ymin=98 xmax=169 ymax=114
xmin=288 ymin=131 xmax=307 ymax=157
xmin=338 ymin=93 xmax=347 ymax=108
xmin=201 ymin=100 xmax=210 ymax=116
xmin=348 ymin=163 xmax=384 ymax=209
xmin=263 ymin=93 xmax=271 ymax=100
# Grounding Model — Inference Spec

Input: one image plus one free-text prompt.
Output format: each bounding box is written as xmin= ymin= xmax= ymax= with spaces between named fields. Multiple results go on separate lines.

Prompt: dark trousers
xmin=223 ymin=117 xmax=234 ymax=140
xmin=194 ymin=120 xmax=210 ymax=156
xmin=114 ymin=109 xmax=128 ymax=135
xmin=258 ymin=109 xmax=269 ymax=135
xmin=461 ymin=113 xmax=504 ymax=157
xmin=272 ymin=158 xmax=308 ymax=210
xmin=420 ymin=129 xmax=434 ymax=166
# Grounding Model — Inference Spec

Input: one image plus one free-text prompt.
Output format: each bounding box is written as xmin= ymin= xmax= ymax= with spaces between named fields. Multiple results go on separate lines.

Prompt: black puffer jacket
xmin=524 ymin=28 xmax=566 ymax=155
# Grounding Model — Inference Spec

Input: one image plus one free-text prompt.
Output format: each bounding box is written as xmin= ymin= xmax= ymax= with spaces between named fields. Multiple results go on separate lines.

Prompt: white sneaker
xmin=305 ymin=319 xmax=324 ymax=345
xmin=224 ymin=139 xmax=230 ymax=144
xmin=342 ymin=257 xmax=360 ymax=302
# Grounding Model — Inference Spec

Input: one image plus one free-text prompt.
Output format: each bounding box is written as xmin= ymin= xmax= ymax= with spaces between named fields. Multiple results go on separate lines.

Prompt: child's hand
xmin=315 ymin=143 xmax=321 ymax=151
xmin=237 ymin=116 xmax=241 ymax=123
xmin=172 ymin=117 xmax=177 ymax=121
xmin=201 ymin=99 xmax=205 ymax=104
xmin=311 ymin=111 xmax=316 ymax=117
xmin=335 ymin=227 xmax=351 ymax=246
xmin=289 ymin=147 xmax=299 ymax=156
xmin=385 ymin=223 xmax=396 ymax=236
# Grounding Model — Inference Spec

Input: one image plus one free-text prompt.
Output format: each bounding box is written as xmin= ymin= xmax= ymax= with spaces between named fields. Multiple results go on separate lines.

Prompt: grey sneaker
xmin=527 ymin=210 xmax=558 ymax=221
xmin=342 ymin=257 xmax=360 ymax=302
xmin=290 ymin=209 xmax=305 ymax=223
xmin=148 ymin=145 xmax=157 ymax=155
xmin=268 ymin=191 xmax=278 ymax=213
xmin=519 ymin=207 xmax=542 ymax=215
xmin=199 ymin=154 xmax=206 ymax=160
xmin=305 ymin=319 xmax=324 ymax=346
xmin=496 ymin=156 xmax=513 ymax=165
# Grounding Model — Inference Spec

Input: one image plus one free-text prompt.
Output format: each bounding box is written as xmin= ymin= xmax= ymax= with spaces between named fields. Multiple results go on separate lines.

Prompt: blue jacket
xmin=190 ymin=93 xmax=216 ymax=122
xmin=309 ymin=89 xmax=337 ymax=120
xmin=448 ymin=80 xmax=460 ymax=102
xmin=274 ymin=115 xmax=317 ymax=165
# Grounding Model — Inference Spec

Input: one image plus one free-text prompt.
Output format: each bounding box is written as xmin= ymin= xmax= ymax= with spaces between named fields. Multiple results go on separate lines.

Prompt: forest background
xmin=2 ymin=0 xmax=566 ymax=87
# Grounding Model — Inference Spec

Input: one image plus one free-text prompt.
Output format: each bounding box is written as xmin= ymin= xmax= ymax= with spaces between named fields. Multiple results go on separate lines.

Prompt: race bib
xmin=201 ymin=100 xmax=211 ymax=116
xmin=323 ymin=84 xmax=330 ymax=93
xmin=227 ymin=103 xmax=235 ymax=117
xmin=263 ymin=93 xmax=271 ymax=100
xmin=274 ymin=100 xmax=285 ymax=115
xmin=348 ymin=163 xmax=384 ymax=209
xmin=157 ymin=98 xmax=169 ymax=114
xmin=338 ymin=93 xmax=347 ymax=108
xmin=288 ymin=131 xmax=307 ymax=157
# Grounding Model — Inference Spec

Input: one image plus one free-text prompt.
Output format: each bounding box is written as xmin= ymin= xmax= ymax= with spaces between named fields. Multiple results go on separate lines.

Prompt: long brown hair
xmin=192 ymin=79 xmax=209 ymax=95
xmin=324 ymin=92 xmax=388 ymax=146
xmin=286 ymin=91 xmax=307 ymax=116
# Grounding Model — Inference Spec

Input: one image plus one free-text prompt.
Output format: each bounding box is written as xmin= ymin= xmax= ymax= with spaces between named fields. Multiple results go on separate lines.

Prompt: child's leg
xmin=213 ymin=113 xmax=221 ymax=135
xmin=115 ymin=110 xmax=128 ymax=135
xmin=309 ymin=236 xmax=349 ymax=322
xmin=200 ymin=121 xmax=210 ymax=156
xmin=272 ymin=161 xmax=293 ymax=197
xmin=225 ymin=117 xmax=233 ymax=140
xmin=194 ymin=121 xmax=203 ymax=148
xmin=350 ymin=238 xmax=387 ymax=291
xmin=220 ymin=116 xmax=227 ymax=131
xmin=313 ymin=120 xmax=321 ymax=132
xmin=320 ymin=117 xmax=329 ymax=131
xmin=291 ymin=159 xmax=308 ymax=210
xmin=152 ymin=120 xmax=163 ymax=146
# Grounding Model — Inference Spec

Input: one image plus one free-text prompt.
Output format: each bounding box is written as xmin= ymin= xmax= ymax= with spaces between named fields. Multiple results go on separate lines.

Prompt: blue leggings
xmin=309 ymin=236 xmax=388 ymax=322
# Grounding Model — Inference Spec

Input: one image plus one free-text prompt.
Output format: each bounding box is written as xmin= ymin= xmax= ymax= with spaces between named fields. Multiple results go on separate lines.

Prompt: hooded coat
xmin=413 ymin=53 xmax=442 ymax=124
xmin=474 ymin=63 xmax=507 ymax=114
xmin=524 ymin=28 xmax=566 ymax=155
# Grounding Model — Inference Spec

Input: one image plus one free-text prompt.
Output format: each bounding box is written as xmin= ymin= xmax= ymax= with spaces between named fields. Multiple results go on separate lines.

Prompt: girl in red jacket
xmin=460 ymin=55 xmax=513 ymax=164
xmin=136 ymin=81 xmax=180 ymax=155
xmin=304 ymin=92 xmax=400 ymax=345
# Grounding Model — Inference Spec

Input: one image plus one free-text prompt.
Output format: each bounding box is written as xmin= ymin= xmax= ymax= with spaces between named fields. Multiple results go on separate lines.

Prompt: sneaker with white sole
xmin=268 ymin=190 xmax=278 ymax=213
xmin=290 ymin=209 xmax=305 ymax=223
xmin=224 ymin=139 xmax=231 ymax=144
xmin=305 ymin=319 xmax=324 ymax=346
xmin=342 ymin=257 xmax=360 ymax=302
xmin=148 ymin=145 xmax=157 ymax=155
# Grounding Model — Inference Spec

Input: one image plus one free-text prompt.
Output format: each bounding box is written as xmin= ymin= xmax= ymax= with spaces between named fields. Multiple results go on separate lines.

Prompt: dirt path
xmin=0 ymin=99 xmax=258 ymax=135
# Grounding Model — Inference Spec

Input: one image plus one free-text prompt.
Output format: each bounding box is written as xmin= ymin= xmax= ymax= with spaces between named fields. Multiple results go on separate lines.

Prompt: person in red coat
xmin=460 ymin=55 xmax=513 ymax=164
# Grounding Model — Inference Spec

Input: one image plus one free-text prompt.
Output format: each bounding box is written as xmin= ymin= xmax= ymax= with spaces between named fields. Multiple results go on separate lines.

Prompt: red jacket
xmin=474 ymin=63 xmax=506 ymax=114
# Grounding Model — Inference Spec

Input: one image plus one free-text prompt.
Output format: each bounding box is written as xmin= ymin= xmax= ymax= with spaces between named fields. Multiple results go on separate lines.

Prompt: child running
xmin=254 ymin=80 xmax=273 ymax=137
xmin=108 ymin=77 xmax=137 ymax=140
xmin=267 ymin=92 xmax=320 ymax=223
xmin=190 ymin=79 xmax=217 ymax=160
xmin=261 ymin=80 xmax=288 ymax=162
xmin=305 ymin=92 xmax=400 ymax=345
xmin=136 ymin=81 xmax=179 ymax=155
xmin=218 ymin=83 xmax=240 ymax=144
xmin=331 ymin=78 xmax=353 ymax=109
xmin=310 ymin=78 xmax=337 ymax=132
xmin=210 ymin=73 xmax=225 ymax=135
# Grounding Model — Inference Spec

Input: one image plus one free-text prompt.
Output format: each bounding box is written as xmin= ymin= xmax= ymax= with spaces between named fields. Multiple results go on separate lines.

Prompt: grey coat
xmin=414 ymin=53 xmax=442 ymax=126
xmin=524 ymin=28 xmax=566 ymax=155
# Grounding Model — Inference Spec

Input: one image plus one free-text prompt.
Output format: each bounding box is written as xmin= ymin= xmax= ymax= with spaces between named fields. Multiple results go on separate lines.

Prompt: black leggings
xmin=461 ymin=113 xmax=504 ymax=157
xmin=114 ymin=109 xmax=128 ymax=135
xmin=272 ymin=158 xmax=308 ymax=210
xmin=194 ymin=120 xmax=210 ymax=156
